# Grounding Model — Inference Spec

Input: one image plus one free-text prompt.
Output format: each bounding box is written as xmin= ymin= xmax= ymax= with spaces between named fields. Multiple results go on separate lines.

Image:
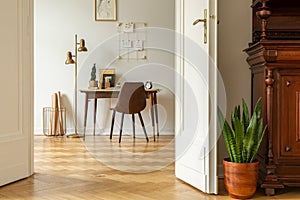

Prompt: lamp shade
xmin=65 ymin=51 xmax=75 ymax=64
xmin=78 ymin=39 xmax=88 ymax=52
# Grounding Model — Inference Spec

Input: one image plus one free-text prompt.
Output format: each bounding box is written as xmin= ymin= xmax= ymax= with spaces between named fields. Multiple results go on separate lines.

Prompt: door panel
xmin=175 ymin=0 xmax=218 ymax=194
xmin=281 ymin=74 xmax=300 ymax=158
xmin=0 ymin=0 xmax=33 ymax=186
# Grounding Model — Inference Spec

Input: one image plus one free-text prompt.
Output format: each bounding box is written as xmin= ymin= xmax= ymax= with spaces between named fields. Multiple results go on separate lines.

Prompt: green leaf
xmin=253 ymin=98 xmax=263 ymax=120
xmin=242 ymin=98 xmax=249 ymax=136
xmin=249 ymin=119 xmax=266 ymax=163
xmin=243 ymin=111 xmax=258 ymax=162
xmin=236 ymin=105 xmax=241 ymax=121
xmin=232 ymin=115 xmax=244 ymax=163
xmin=231 ymin=106 xmax=240 ymax=139
xmin=244 ymin=97 xmax=265 ymax=162
xmin=218 ymin=107 xmax=236 ymax=162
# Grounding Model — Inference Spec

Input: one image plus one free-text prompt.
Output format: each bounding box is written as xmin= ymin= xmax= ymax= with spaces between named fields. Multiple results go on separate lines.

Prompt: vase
xmin=89 ymin=80 xmax=98 ymax=88
xmin=223 ymin=157 xmax=259 ymax=199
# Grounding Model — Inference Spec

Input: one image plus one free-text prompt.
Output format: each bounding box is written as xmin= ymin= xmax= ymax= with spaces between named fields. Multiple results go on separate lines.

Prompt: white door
xmin=0 ymin=0 xmax=33 ymax=186
xmin=175 ymin=0 xmax=218 ymax=194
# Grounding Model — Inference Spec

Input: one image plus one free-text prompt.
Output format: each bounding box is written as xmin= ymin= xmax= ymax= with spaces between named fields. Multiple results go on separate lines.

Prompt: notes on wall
xmin=117 ymin=22 xmax=147 ymax=60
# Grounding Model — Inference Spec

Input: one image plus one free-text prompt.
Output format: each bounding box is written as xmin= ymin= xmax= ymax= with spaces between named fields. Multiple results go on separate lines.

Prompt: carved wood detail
xmin=297 ymin=91 xmax=300 ymax=142
xmin=251 ymin=0 xmax=300 ymax=43
xmin=264 ymin=49 xmax=278 ymax=62
xmin=265 ymin=69 xmax=274 ymax=165
xmin=254 ymin=0 xmax=271 ymax=40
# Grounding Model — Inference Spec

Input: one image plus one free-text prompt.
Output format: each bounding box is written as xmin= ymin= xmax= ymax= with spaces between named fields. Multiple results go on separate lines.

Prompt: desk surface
xmin=80 ymin=88 xmax=159 ymax=93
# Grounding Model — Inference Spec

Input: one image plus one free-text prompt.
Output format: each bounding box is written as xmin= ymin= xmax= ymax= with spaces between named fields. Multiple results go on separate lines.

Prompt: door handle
xmin=193 ymin=9 xmax=207 ymax=44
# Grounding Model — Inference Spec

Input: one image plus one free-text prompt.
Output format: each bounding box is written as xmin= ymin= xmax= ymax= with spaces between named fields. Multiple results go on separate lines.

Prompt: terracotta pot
xmin=223 ymin=158 xmax=259 ymax=199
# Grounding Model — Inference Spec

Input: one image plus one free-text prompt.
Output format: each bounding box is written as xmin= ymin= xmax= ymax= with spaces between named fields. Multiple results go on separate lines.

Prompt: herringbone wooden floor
xmin=0 ymin=136 xmax=300 ymax=199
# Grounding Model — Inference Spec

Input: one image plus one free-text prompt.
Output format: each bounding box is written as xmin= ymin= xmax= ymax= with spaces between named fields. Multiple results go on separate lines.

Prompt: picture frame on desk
xmin=102 ymin=74 xmax=115 ymax=89
xmin=99 ymin=69 xmax=115 ymax=89
xmin=95 ymin=0 xmax=117 ymax=21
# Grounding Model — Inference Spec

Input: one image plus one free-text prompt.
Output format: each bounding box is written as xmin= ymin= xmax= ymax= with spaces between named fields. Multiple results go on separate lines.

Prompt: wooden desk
xmin=80 ymin=88 xmax=159 ymax=140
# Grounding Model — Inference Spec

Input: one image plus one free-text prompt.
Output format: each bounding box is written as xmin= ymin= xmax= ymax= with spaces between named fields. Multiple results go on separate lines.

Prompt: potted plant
xmin=89 ymin=63 xmax=98 ymax=88
xmin=218 ymin=97 xmax=266 ymax=199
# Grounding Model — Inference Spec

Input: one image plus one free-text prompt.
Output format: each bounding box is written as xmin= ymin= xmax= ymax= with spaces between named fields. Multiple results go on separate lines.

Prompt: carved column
xmin=265 ymin=69 xmax=274 ymax=165
xmin=261 ymin=68 xmax=284 ymax=196
xmin=255 ymin=0 xmax=271 ymax=40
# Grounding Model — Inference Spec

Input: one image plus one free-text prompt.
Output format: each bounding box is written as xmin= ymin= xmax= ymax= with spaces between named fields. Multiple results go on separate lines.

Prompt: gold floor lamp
xmin=65 ymin=34 xmax=88 ymax=138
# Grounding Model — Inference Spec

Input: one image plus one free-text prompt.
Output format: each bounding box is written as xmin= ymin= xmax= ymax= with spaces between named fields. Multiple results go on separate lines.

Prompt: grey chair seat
xmin=109 ymin=82 xmax=149 ymax=143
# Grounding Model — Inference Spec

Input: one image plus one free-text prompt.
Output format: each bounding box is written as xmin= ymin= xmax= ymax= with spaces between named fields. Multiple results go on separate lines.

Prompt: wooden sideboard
xmin=245 ymin=0 xmax=300 ymax=196
xmin=245 ymin=40 xmax=300 ymax=195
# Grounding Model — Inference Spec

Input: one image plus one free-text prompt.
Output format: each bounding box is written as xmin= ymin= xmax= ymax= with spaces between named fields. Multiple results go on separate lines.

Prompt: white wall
xmin=34 ymin=0 xmax=175 ymax=135
xmin=218 ymin=0 xmax=252 ymax=175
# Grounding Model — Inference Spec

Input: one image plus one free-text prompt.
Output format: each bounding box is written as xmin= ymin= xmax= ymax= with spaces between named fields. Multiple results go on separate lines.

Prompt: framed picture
xmin=95 ymin=0 xmax=117 ymax=21
xmin=99 ymin=69 xmax=115 ymax=89
xmin=102 ymin=74 xmax=115 ymax=89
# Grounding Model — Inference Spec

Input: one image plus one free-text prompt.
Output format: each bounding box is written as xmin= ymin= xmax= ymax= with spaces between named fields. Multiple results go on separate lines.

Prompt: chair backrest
xmin=114 ymin=82 xmax=146 ymax=114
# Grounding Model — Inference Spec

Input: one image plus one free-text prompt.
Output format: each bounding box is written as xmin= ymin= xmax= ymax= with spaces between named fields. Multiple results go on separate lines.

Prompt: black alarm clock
xmin=145 ymin=81 xmax=152 ymax=89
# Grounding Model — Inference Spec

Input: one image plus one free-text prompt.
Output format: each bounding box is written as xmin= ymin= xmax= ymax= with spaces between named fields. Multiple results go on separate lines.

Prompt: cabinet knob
xmin=285 ymin=146 xmax=292 ymax=152
xmin=286 ymin=80 xmax=291 ymax=86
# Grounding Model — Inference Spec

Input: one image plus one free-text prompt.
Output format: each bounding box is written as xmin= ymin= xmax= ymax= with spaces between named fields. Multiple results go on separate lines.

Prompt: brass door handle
xmin=193 ymin=9 xmax=207 ymax=44
xmin=193 ymin=19 xmax=206 ymax=25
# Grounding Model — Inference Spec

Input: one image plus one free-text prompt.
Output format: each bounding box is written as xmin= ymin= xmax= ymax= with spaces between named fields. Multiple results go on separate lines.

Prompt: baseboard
xmin=34 ymin=128 xmax=43 ymax=135
xmin=85 ymin=129 xmax=175 ymax=136
xmin=34 ymin=127 xmax=175 ymax=136
xmin=218 ymin=164 xmax=224 ymax=178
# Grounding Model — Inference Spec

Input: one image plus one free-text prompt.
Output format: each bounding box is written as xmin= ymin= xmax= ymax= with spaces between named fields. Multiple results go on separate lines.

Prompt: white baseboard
xmin=84 ymin=129 xmax=175 ymax=136
xmin=34 ymin=128 xmax=43 ymax=135
xmin=34 ymin=127 xmax=175 ymax=136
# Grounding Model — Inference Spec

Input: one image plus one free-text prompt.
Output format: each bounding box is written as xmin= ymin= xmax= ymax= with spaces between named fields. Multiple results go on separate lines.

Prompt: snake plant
xmin=218 ymin=98 xmax=266 ymax=163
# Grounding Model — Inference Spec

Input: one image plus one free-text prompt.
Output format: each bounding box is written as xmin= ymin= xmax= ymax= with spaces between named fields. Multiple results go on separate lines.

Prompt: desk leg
xmin=153 ymin=92 xmax=159 ymax=137
xmin=83 ymin=94 xmax=89 ymax=141
xmin=94 ymin=98 xmax=97 ymax=136
xmin=150 ymin=93 xmax=156 ymax=141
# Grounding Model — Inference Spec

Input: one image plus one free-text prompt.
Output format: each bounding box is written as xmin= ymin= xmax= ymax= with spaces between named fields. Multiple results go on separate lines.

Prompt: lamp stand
xmin=65 ymin=34 xmax=88 ymax=138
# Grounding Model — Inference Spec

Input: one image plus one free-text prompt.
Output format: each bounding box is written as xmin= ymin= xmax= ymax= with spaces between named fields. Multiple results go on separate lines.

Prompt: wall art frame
xmin=95 ymin=0 xmax=117 ymax=21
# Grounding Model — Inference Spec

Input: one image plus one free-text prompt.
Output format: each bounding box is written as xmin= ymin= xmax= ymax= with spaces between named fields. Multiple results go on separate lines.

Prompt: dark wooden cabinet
xmin=245 ymin=0 xmax=300 ymax=195
xmin=245 ymin=40 xmax=300 ymax=195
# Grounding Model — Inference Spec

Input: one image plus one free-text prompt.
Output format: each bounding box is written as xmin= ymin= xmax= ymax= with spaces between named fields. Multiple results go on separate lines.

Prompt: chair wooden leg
xmin=110 ymin=110 xmax=116 ymax=140
xmin=138 ymin=112 xmax=149 ymax=142
xmin=132 ymin=114 xmax=135 ymax=139
xmin=119 ymin=113 xmax=125 ymax=143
